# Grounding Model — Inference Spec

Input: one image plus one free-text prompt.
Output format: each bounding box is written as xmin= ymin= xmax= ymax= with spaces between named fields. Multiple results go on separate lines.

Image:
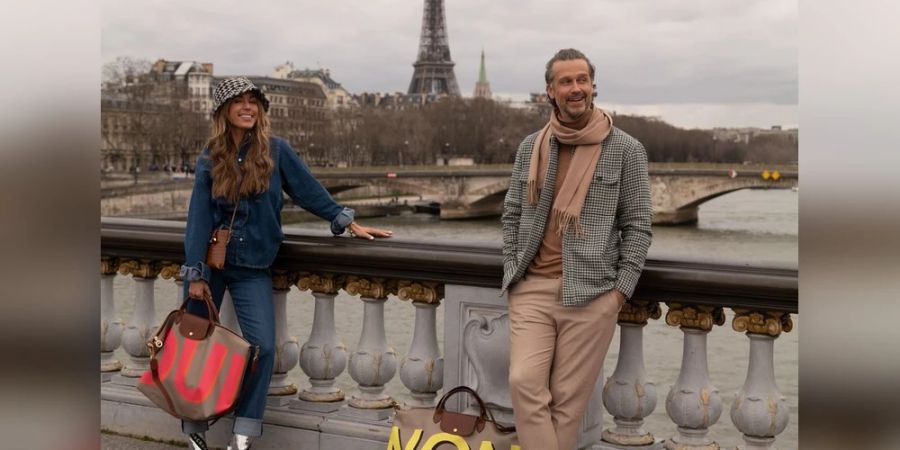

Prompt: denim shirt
xmin=179 ymin=136 xmax=354 ymax=283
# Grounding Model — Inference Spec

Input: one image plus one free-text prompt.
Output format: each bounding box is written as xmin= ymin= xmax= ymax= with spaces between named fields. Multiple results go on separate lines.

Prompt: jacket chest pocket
xmin=587 ymin=168 xmax=620 ymax=216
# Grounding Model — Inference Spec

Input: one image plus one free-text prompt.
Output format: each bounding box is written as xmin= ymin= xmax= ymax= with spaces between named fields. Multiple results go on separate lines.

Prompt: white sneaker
xmin=188 ymin=433 xmax=207 ymax=450
xmin=226 ymin=433 xmax=252 ymax=450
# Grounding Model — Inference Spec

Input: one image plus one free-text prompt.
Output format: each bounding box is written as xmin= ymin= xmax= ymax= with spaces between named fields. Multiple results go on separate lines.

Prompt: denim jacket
xmin=179 ymin=136 xmax=354 ymax=283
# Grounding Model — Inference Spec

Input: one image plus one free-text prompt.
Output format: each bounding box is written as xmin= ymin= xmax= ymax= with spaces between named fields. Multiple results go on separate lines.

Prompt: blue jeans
xmin=181 ymin=265 xmax=275 ymax=438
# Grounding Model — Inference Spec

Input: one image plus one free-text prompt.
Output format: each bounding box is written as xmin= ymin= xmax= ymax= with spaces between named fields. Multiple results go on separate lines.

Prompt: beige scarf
xmin=527 ymin=107 xmax=613 ymax=235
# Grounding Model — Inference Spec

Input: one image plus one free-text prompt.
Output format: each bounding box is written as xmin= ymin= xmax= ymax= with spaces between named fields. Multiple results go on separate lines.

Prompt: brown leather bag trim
xmin=438 ymin=410 xmax=481 ymax=436
xmin=178 ymin=312 xmax=215 ymax=340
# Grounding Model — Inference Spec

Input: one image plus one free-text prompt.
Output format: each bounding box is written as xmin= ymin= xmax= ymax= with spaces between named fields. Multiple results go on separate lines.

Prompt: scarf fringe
xmin=550 ymin=208 xmax=583 ymax=237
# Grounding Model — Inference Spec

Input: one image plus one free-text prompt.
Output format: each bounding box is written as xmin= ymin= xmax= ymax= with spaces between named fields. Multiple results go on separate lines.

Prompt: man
xmin=501 ymin=48 xmax=652 ymax=450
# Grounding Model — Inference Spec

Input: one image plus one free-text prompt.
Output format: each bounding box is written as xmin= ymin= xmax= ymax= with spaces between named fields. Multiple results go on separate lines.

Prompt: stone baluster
xmin=112 ymin=259 xmax=162 ymax=386
xmin=398 ymin=281 xmax=444 ymax=408
xmin=344 ymin=276 xmax=398 ymax=420
xmin=292 ymin=273 xmax=349 ymax=413
xmin=663 ymin=304 xmax=726 ymax=450
xmin=730 ymin=310 xmax=793 ymax=450
xmin=100 ymin=257 xmax=124 ymax=381
xmin=159 ymin=262 xmax=184 ymax=310
xmin=219 ymin=290 xmax=241 ymax=333
xmin=600 ymin=300 xmax=664 ymax=450
xmin=267 ymin=270 xmax=301 ymax=405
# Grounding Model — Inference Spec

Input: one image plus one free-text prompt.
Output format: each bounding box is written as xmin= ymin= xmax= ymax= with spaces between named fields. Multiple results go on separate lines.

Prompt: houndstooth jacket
xmin=501 ymin=126 xmax=652 ymax=306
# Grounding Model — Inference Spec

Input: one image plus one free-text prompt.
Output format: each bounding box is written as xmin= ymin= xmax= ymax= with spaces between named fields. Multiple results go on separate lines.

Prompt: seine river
xmin=113 ymin=188 xmax=798 ymax=449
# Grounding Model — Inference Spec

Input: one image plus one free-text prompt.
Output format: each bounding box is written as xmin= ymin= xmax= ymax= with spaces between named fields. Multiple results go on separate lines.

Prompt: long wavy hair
xmin=207 ymin=97 xmax=273 ymax=204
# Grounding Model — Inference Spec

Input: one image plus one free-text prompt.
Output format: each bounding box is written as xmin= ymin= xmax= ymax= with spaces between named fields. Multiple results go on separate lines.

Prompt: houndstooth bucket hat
xmin=212 ymin=76 xmax=270 ymax=114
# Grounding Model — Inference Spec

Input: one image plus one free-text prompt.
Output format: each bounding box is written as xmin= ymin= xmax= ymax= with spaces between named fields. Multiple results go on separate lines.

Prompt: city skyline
xmin=102 ymin=0 xmax=797 ymax=130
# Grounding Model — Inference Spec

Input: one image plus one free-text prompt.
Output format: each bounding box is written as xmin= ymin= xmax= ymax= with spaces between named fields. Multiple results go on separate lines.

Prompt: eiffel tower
xmin=407 ymin=0 xmax=461 ymax=96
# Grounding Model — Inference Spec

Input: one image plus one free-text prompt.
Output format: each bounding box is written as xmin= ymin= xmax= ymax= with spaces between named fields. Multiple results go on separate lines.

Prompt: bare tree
xmin=102 ymin=56 xmax=152 ymax=89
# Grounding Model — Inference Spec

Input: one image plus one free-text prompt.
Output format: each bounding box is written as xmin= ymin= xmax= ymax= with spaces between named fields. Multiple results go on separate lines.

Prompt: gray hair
xmin=544 ymin=48 xmax=596 ymax=84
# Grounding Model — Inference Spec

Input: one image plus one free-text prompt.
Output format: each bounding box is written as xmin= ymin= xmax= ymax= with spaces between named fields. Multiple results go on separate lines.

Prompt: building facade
xmin=273 ymin=62 xmax=356 ymax=110
xmin=712 ymin=126 xmax=799 ymax=145
xmin=150 ymin=59 xmax=214 ymax=115
xmin=239 ymin=76 xmax=329 ymax=153
xmin=101 ymin=59 xmax=214 ymax=176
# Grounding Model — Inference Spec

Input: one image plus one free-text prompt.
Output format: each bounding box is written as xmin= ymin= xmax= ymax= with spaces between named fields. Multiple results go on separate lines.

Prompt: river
xmin=112 ymin=188 xmax=798 ymax=449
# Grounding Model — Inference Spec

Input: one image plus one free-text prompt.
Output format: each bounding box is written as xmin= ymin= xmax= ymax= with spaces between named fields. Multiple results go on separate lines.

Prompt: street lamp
xmin=401 ymin=140 xmax=408 ymax=167
xmin=443 ymin=142 xmax=450 ymax=166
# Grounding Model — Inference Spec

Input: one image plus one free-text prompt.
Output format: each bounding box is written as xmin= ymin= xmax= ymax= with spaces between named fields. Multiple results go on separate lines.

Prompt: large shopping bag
xmin=389 ymin=386 xmax=519 ymax=450
xmin=137 ymin=297 xmax=258 ymax=422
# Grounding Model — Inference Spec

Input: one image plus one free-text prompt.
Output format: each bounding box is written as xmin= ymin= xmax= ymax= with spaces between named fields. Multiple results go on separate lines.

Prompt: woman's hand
xmin=188 ymin=280 xmax=212 ymax=301
xmin=347 ymin=222 xmax=393 ymax=240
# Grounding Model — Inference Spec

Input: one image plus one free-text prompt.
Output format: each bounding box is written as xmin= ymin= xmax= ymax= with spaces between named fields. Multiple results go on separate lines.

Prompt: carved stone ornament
xmin=665 ymin=303 xmax=725 ymax=332
xmin=117 ymin=259 xmax=162 ymax=279
xmin=618 ymin=300 xmax=662 ymax=325
xmin=732 ymin=309 xmax=793 ymax=337
xmin=397 ymin=280 xmax=444 ymax=304
xmin=101 ymin=257 xmax=119 ymax=276
xmin=345 ymin=276 xmax=396 ymax=299
xmin=271 ymin=270 xmax=299 ymax=291
xmin=296 ymin=273 xmax=343 ymax=295
xmin=158 ymin=262 xmax=181 ymax=281
xmin=462 ymin=314 xmax=513 ymax=410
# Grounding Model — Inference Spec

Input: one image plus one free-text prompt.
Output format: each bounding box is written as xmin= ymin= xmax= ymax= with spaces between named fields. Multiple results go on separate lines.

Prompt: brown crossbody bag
xmin=206 ymin=182 xmax=241 ymax=270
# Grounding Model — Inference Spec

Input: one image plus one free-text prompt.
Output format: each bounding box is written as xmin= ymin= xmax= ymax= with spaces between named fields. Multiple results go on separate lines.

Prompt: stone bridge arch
xmin=100 ymin=166 xmax=797 ymax=225
xmin=319 ymin=178 xmax=447 ymax=198
xmin=652 ymin=173 xmax=797 ymax=224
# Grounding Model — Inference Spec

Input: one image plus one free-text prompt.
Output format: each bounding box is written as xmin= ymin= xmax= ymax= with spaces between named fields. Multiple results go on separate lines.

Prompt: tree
xmin=102 ymin=56 xmax=202 ymax=177
xmin=102 ymin=56 xmax=152 ymax=89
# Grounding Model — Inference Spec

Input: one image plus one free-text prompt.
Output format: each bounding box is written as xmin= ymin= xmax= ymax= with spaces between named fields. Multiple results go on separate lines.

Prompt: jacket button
xmin=239 ymin=237 xmax=243 ymax=242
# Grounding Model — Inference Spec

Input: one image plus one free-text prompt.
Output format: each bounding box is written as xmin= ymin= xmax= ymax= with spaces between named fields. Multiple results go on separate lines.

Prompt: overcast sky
xmin=102 ymin=0 xmax=797 ymax=129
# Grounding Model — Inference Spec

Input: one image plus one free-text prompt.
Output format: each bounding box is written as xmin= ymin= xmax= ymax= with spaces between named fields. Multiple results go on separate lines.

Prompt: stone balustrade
xmin=100 ymin=218 xmax=796 ymax=450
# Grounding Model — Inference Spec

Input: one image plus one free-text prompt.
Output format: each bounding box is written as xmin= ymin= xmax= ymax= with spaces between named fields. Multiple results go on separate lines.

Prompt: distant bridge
xmin=101 ymin=164 xmax=797 ymax=225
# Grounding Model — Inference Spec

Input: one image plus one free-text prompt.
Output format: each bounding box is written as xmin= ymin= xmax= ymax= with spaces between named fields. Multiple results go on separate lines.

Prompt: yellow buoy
xmin=762 ymin=170 xmax=771 ymax=180
xmin=772 ymin=170 xmax=781 ymax=181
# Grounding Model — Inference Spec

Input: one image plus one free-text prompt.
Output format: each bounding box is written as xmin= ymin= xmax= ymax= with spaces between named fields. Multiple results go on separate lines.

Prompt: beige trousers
xmin=508 ymin=275 xmax=622 ymax=450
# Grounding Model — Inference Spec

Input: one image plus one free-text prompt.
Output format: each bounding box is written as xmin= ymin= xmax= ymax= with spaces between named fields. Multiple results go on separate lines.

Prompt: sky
xmin=102 ymin=0 xmax=798 ymax=130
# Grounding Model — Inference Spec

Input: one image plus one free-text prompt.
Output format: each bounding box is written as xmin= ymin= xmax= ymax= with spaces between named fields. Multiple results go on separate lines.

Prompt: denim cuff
xmin=233 ymin=416 xmax=263 ymax=437
xmin=179 ymin=261 xmax=211 ymax=283
xmin=330 ymin=207 xmax=355 ymax=235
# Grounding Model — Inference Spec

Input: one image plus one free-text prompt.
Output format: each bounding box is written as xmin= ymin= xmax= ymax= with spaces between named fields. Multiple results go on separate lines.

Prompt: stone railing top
xmin=101 ymin=218 xmax=797 ymax=313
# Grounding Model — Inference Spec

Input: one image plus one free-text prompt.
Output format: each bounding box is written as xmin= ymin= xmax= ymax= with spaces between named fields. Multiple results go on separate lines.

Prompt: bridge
xmin=101 ymin=164 xmax=797 ymax=224
xmin=100 ymin=218 xmax=797 ymax=449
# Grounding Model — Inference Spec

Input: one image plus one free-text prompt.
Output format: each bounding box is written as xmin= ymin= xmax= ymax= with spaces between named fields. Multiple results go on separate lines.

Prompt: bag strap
xmin=214 ymin=153 xmax=243 ymax=244
xmin=178 ymin=296 xmax=222 ymax=325
xmin=223 ymin=201 xmax=239 ymax=244
xmin=432 ymin=386 xmax=516 ymax=433
xmin=147 ymin=310 xmax=181 ymax=415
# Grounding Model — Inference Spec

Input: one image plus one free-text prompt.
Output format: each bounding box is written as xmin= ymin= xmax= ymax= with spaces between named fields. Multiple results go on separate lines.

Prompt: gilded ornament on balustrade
xmin=158 ymin=262 xmax=181 ymax=281
xmin=617 ymin=300 xmax=662 ymax=325
xmin=101 ymin=257 xmax=119 ymax=275
xmin=665 ymin=303 xmax=726 ymax=331
xmin=117 ymin=259 xmax=162 ymax=279
xmin=271 ymin=270 xmax=299 ymax=291
xmin=345 ymin=276 xmax=397 ymax=299
xmin=732 ymin=309 xmax=793 ymax=337
xmin=396 ymin=281 xmax=444 ymax=304
xmin=296 ymin=273 xmax=344 ymax=295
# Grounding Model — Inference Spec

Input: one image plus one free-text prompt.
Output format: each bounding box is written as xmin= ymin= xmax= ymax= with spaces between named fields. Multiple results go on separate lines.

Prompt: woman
xmin=178 ymin=77 xmax=392 ymax=450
